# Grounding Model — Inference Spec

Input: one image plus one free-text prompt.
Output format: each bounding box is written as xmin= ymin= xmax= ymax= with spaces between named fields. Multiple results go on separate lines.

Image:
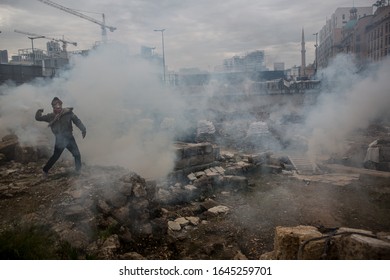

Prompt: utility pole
xmin=313 ymin=32 xmax=318 ymax=75
xmin=154 ymin=29 xmax=166 ymax=83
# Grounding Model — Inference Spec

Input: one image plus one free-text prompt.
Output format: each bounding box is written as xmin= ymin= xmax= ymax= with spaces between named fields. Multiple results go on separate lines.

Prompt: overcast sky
xmin=0 ymin=0 xmax=375 ymax=71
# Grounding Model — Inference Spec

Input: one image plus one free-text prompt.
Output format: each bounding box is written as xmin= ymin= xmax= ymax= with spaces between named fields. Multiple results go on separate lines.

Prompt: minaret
xmin=301 ymin=28 xmax=306 ymax=78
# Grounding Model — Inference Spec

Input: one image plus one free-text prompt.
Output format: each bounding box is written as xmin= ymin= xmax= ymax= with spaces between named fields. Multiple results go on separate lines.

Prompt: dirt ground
xmin=163 ymin=168 xmax=390 ymax=259
xmin=1 ymin=133 xmax=390 ymax=259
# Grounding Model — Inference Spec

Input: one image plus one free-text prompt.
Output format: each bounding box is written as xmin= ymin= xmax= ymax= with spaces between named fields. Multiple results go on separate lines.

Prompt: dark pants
xmin=43 ymin=135 xmax=81 ymax=173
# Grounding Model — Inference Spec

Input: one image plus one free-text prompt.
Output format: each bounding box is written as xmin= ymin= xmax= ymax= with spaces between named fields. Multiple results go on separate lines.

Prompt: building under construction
xmin=0 ymin=40 xmax=81 ymax=85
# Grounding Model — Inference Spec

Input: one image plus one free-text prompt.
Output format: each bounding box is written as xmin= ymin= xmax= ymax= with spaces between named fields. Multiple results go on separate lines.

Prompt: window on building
xmin=342 ymin=14 xmax=345 ymax=20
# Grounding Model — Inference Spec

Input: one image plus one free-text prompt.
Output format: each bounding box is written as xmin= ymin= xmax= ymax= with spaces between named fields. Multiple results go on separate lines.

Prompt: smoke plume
xmin=0 ymin=43 xmax=187 ymax=179
xmin=305 ymin=55 xmax=390 ymax=161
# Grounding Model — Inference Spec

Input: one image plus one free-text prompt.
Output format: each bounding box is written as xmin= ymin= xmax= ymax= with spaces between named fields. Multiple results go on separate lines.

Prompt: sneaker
xmin=42 ymin=170 xmax=48 ymax=179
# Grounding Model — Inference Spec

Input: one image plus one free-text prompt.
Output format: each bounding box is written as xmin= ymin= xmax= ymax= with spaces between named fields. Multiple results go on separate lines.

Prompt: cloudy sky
xmin=0 ymin=0 xmax=375 ymax=71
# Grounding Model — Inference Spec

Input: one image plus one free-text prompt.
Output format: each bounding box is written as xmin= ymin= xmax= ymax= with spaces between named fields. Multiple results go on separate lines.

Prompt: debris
xmin=208 ymin=205 xmax=229 ymax=214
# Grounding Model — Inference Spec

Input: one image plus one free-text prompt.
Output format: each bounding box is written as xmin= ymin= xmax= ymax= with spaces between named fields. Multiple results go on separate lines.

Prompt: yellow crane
xmin=36 ymin=0 xmax=116 ymax=43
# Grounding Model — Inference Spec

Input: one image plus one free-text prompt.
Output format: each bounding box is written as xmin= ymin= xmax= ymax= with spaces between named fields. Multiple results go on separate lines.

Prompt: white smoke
xmin=0 ymin=43 xmax=187 ymax=178
xmin=305 ymin=55 xmax=390 ymax=161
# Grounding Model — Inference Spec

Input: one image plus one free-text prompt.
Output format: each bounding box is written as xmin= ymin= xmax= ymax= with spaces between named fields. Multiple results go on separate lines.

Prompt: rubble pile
xmin=1 ymin=132 xmax=390 ymax=260
xmin=0 ymin=134 xmax=288 ymax=259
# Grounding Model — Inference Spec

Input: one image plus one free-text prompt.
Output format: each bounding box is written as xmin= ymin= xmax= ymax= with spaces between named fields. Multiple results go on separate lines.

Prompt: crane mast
xmin=36 ymin=0 xmax=116 ymax=43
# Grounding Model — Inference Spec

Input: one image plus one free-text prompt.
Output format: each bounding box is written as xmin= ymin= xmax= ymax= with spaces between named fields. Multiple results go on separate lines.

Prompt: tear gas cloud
xmin=305 ymin=55 xmax=390 ymax=161
xmin=184 ymin=54 xmax=390 ymax=161
xmin=0 ymin=43 xmax=187 ymax=179
xmin=1 ymin=48 xmax=389 ymax=179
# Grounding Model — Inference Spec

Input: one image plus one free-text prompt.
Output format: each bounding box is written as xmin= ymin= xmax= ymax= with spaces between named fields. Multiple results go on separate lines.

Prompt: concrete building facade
xmin=222 ymin=50 xmax=266 ymax=72
xmin=317 ymin=6 xmax=373 ymax=68
xmin=366 ymin=5 xmax=390 ymax=63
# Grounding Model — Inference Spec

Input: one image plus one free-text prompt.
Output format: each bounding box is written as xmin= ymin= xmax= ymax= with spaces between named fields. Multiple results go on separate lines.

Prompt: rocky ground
xmin=0 ymin=120 xmax=390 ymax=260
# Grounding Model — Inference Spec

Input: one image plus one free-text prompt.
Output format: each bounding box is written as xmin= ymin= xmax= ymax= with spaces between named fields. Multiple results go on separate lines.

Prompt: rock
xmin=337 ymin=229 xmax=390 ymax=259
xmin=98 ymin=234 xmax=121 ymax=259
xmin=187 ymin=173 xmax=197 ymax=181
xmin=58 ymin=228 xmax=90 ymax=249
xmin=234 ymin=250 xmax=248 ymax=260
xmin=272 ymin=225 xmax=323 ymax=260
xmin=112 ymin=206 xmax=131 ymax=225
xmin=214 ymin=166 xmax=225 ymax=174
xmin=96 ymin=200 xmax=111 ymax=215
xmin=132 ymin=183 xmax=147 ymax=198
xmin=248 ymin=152 xmax=272 ymax=165
xmin=208 ymin=205 xmax=229 ymax=214
xmin=200 ymin=199 xmax=219 ymax=211
xmin=175 ymin=217 xmax=189 ymax=226
xmin=168 ymin=221 xmax=181 ymax=231
xmin=186 ymin=216 xmax=200 ymax=226
xmin=156 ymin=188 xmax=176 ymax=204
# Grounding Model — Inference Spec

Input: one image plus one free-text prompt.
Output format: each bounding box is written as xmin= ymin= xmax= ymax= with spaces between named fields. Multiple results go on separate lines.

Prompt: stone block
xmin=168 ymin=220 xmax=181 ymax=231
xmin=273 ymin=225 xmax=324 ymax=260
xmin=187 ymin=173 xmax=197 ymax=181
xmin=200 ymin=199 xmax=219 ymax=211
xmin=214 ymin=166 xmax=225 ymax=174
xmin=338 ymin=233 xmax=390 ymax=259
xmin=248 ymin=152 xmax=271 ymax=165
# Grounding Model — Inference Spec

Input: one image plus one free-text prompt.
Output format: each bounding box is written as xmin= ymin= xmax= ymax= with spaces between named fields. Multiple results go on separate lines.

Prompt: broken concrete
xmin=364 ymin=139 xmax=390 ymax=171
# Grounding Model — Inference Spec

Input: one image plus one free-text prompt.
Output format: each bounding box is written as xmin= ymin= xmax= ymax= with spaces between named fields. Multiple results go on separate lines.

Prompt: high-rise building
xmin=0 ymin=50 xmax=8 ymax=64
xmin=222 ymin=50 xmax=265 ymax=72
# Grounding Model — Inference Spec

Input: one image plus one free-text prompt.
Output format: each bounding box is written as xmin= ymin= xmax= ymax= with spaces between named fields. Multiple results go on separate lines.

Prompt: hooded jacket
xmin=35 ymin=107 xmax=86 ymax=137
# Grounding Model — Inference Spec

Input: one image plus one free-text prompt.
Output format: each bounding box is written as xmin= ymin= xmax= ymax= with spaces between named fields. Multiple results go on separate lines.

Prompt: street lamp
xmin=28 ymin=36 xmax=44 ymax=65
xmin=313 ymin=32 xmax=318 ymax=75
xmin=154 ymin=29 xmax=166 ymax=83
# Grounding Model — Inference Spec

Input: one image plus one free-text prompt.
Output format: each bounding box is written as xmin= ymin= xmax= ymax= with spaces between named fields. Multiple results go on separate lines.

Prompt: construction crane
xmin=36 ymin=0 xmax=116 ymax=43
xmin=14 ymin=29 xmax=77 ymax=52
